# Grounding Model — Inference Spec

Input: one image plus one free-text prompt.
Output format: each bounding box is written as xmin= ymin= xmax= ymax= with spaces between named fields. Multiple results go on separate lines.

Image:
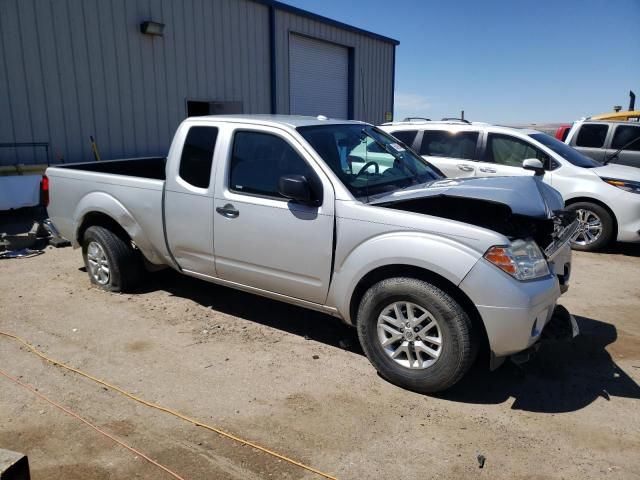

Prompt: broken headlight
xmin=484 ymin=239 xmax=550 ymax=281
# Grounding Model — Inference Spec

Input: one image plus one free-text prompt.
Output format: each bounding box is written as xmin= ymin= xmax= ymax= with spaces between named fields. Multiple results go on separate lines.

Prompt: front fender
xmin=72 ymin=192 xmax=161 ymax=263
xmin=327 ymin=232 xmax=482 ymax=324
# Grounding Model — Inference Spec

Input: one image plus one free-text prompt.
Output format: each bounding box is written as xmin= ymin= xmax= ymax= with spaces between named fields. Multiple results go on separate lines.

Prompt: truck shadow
xmin=143 ymin=271 xmax=640 ymax=413
xmin=437 ymin=315 xmax=640 ymax=412
xmin=142 ymin=269 xmax=363 ymax=353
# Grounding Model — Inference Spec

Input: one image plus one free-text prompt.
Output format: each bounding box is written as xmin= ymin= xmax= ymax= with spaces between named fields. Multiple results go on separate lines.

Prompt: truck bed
xmin=46 ymin=157 xmax=169 ymax=265
xmin=56 ymin=157 xmax=166 ymax=180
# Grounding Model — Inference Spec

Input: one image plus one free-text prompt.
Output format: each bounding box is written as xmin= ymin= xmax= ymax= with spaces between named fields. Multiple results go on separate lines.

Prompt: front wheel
xmin=567 ymin=202 xmax=614 ymax=252
xmin=356 ymin=277 xmax=477 ymax=393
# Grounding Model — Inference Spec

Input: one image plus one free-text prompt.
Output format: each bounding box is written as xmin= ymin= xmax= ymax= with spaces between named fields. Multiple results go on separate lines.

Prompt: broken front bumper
xmin=509 ymin=305 xmax=579 ymax=365
xmin=459 ymin=257 xmax=570 ymax=363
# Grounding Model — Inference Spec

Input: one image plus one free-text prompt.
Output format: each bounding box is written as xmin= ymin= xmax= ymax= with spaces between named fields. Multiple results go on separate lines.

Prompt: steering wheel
xmin=355 ymin=161 xmax=379 ymax=177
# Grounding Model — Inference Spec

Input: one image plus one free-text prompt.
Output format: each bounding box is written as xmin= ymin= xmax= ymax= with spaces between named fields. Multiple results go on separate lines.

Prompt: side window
xmin=229 ymin=131 xmax=314 ymax=198
xmin=484 ymin=133 xmax=549 ymax=168
xmin=419 ymin=130 xmax=479 ymax=159
xmin=611 ymin=126 xmax=640 ymax=151
xmin=576 ymin=124 xmax=608 ymax=148
xmin=390 ymin=130 xmax=418 ymax=147
xmin=179 ymin=126 xmax=218 ymax=188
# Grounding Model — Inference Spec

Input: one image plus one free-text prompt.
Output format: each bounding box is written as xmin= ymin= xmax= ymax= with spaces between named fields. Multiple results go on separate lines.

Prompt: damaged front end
xmin=371 ymin=176 xmax=580 ymax=368
xmin=370 ymin=176 xmax=578 ymax=269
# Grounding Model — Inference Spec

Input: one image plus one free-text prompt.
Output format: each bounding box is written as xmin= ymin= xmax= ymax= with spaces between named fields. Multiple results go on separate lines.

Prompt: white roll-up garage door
xmin=289 ymin=34 xmax=349 ymax=120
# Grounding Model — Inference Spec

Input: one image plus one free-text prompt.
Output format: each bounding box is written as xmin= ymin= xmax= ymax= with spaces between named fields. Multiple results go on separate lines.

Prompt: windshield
xmin=530 ymin=133 xmax=600 ymax=168
xmin=298 ymin=124 xmax=442 ymax=199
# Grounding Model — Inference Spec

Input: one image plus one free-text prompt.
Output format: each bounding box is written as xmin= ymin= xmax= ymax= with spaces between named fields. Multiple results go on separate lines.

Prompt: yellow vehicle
xmin=591 ymin=110 xmax=640 ymax=122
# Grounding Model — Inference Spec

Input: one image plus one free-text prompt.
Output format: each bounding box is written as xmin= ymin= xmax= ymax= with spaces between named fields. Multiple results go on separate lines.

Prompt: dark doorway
xmin=186 ymin=100 xmax=243 ymax=117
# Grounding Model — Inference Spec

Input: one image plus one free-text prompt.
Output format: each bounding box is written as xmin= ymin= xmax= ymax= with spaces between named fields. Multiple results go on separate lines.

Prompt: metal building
xmin=0 ymin=0 xmax=398 ymax=165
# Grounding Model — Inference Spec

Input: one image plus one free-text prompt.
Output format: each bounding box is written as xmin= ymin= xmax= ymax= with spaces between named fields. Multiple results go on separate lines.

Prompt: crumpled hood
xmin=370 ymin=176 xmax=564 ymax=219
xmin=592 ymin=163 xmax=640 ymax=182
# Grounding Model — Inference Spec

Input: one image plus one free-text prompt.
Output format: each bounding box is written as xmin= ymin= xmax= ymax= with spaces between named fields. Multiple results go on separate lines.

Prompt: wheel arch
xmin=77 ymin=211 xmax=133 ymax=247
xmin=71 ymin=191 xmax=163 ymax=263
xmin=348 ymin=264 xmax=489 ymax=360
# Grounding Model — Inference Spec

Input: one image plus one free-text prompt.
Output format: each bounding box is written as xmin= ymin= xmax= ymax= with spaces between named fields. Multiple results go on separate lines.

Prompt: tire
xmin=356 ymin=277 xmax=477 ymax=393
xmin=566 ymin=202 xmax=614 ymax=252
xmin=82 ymin=226 xmax=143 ymax=292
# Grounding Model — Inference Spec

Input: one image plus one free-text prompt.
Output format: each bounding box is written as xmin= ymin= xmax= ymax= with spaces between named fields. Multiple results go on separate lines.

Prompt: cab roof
xmin=184 ymin=114 xmax=368 ymax=129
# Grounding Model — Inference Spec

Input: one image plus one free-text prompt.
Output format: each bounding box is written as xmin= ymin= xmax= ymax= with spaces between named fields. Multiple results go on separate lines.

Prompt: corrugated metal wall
xmin=274 ymin=9 xmax=395 ymax=126
xmin=0 ymin=0 xmax=394 ymax=166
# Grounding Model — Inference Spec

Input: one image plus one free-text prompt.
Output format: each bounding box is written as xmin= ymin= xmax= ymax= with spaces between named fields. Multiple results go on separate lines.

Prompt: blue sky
xmin=285 ymin=0 xmax=640 ymax=124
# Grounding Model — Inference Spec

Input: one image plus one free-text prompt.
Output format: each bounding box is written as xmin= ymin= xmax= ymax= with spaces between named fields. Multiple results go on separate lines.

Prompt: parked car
xmin=380 ymin=120 xmax=640 ymax=251
xmin=564 ymin=119 xmax=640 ymax=168
xmin=47 ymin=115 xmax=577 ymax=393
xmin=554 ymin=124 xmax=572 ymax=142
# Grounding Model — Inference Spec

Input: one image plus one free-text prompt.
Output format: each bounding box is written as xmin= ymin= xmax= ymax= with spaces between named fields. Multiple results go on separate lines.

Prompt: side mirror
xmin=522 ymin=158 xmax=545 ymax=176
xmin=278 ymin=175 xmax=313 ymax=204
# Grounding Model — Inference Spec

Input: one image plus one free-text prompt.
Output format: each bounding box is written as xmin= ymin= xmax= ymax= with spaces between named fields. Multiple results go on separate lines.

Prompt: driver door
xmin=212 ymin=126 xmax=334 ymax=304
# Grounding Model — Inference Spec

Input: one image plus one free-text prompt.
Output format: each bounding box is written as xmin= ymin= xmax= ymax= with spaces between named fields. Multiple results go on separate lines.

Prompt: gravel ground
xmin=1 ymin=243 xmax=639 ymax=479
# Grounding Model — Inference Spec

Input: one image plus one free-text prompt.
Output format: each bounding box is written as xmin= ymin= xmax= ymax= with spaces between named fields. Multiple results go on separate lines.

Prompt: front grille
xmin=545 ymin=219 xmax=579 ymax=260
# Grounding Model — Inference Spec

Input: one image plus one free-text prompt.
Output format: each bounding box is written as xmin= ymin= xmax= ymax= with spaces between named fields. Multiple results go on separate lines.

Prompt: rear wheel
xmin=567 ymin=202 xmax=614 ymax=252
xmin=356 ymin=277 xmax=477 ymax=393
xmin=82 ymin=226 xmax=143 ymax=292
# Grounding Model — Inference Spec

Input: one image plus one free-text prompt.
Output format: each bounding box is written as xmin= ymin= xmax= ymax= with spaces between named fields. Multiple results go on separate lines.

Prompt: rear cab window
xmin=179 ymin=126 xmax=218 ymax=188
xmin=419 ymin=130 xmax=479 ymax=159
xmin=575 ymin=124 xmax=609 ymax=148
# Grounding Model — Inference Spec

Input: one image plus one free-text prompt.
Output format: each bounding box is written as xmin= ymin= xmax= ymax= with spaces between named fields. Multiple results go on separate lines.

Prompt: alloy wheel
xmin=377 ymin=301 xmax=443 ymax=369
xmin=571 ymin=208 xmax=603 ymax=246
xmin=86 ymin=241 xmax=110 ymax=285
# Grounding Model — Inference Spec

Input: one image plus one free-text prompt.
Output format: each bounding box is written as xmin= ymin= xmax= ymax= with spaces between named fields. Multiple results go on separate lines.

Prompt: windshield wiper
xmin=605 ymin=135 xmax=640 ymax=165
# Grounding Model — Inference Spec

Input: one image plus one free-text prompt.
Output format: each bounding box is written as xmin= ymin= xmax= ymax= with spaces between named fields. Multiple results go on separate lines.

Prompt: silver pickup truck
xmin=47 ymin=115 xmax=577 ymax=393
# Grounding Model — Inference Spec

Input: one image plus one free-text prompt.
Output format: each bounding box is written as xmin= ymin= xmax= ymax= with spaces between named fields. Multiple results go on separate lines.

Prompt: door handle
xmin=457 ymin=164 xmax=474 ymax=172
xmin=216 ymin=203 xmax=239 ymax=218
xmin=479 ymin=167 xmax=497 ymax=173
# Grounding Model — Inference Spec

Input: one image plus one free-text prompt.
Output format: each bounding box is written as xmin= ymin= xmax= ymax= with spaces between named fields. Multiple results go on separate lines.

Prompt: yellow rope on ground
xmin=0 ymin=330 xmax=338 ymax=480
xmin=0 ymin=368 xmax=187 ymax=480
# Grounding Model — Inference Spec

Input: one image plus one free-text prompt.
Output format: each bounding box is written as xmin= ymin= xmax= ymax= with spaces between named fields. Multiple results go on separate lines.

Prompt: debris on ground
xmin=43 ymin=219 xmax=71 ymax=248
xmin=1 ymin=209 xmax=71 ymax=256
xmin=0 ymin=248 xmax=45 ymax=259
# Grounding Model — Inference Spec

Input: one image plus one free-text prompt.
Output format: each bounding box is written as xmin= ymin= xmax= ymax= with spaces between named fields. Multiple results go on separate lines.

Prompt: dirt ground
xmin=1 ymin=241 xmax=639 ymax=479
